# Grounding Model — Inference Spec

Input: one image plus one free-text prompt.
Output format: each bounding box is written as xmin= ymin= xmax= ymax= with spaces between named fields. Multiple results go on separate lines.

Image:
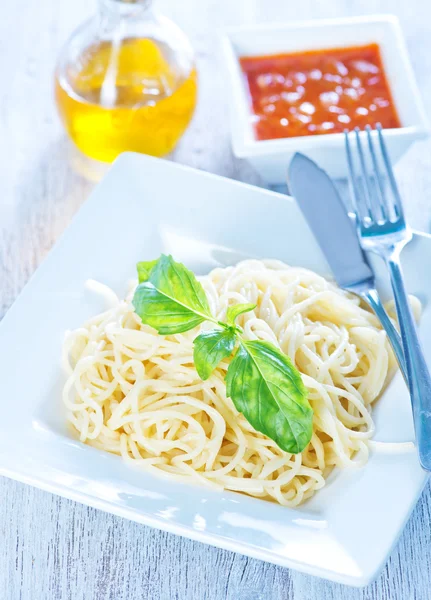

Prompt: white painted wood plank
xmin=1 ymin=0 xmax=431 ymax=598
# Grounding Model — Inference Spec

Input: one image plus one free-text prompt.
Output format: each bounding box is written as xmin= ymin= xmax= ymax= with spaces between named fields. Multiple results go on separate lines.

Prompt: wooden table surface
xmin=2 ymin=0 xmax=431 ymax=598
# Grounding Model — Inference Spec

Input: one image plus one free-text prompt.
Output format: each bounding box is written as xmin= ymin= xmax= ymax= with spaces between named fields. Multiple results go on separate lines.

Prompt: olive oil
xmin=55 ymin=1 xmax=197 ymax=162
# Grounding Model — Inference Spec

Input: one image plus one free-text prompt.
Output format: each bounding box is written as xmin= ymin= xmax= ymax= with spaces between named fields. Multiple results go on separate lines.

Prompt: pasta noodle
xmin=63 ymin=260 xmax=403 ymax=507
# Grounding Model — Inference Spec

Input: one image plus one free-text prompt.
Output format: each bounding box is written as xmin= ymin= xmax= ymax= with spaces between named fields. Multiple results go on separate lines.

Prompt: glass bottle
xmin=54 ymin=0 xmax=197 ymax=162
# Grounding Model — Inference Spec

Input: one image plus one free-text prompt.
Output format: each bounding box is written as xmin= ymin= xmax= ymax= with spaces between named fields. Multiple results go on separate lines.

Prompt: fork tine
xmin=376 ymin=123 xmax=404 ymax=222
xmin=354 ymin=127 xmax=381 ymax=223
xmin=365 ymin=124 xmax=388 ymax=222
xmin=344 ymin=130 xmax=371 ymax=223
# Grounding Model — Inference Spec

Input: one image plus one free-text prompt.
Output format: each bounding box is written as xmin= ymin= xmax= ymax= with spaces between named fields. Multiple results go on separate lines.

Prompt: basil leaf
xmin=193 ymin=328 xmax=237 ymax=380
xmin=226 ymin=302 xmax=256 ymax=326
xmin=226 ymin=340 xmax=312 ymax=454
xmin=137 ymin=260 xmax=159 ymax=283
xmin=133 ymin=255 xmax=212 ymax=334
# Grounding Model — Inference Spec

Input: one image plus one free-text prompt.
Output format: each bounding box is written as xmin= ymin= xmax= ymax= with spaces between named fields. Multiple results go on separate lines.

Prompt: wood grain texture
xmin=1 ymin=0 xmax=431 ymax=598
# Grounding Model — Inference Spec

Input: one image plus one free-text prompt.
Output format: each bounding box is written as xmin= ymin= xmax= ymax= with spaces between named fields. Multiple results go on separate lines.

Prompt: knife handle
xmin=360 ymin=287 xmax=408 ymax=384
xmin=386 ymin=255 xmax=431 ymax=471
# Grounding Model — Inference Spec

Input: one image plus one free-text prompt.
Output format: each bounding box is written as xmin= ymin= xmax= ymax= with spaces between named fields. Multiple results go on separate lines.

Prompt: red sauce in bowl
xmin=239 ymin=43 xmax=401 ymax=141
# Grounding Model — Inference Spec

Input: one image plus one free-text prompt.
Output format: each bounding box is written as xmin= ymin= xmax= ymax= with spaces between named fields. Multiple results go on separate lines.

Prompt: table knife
xmin=288 ymin=152 xmax=407 ymax=382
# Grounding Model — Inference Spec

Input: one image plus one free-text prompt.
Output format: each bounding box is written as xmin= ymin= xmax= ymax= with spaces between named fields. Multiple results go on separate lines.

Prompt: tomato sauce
xmin=239 ymin=44 xmax=401 ymax=141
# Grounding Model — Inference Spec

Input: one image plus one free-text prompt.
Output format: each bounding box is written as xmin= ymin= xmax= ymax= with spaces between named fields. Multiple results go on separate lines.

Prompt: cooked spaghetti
xmin=63 ymin=260 xmax=403 ymax=506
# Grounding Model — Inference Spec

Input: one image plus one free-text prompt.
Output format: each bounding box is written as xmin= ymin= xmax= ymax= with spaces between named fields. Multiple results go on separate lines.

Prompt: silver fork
xmin=345 ymin=123 xmax=431 ymax=471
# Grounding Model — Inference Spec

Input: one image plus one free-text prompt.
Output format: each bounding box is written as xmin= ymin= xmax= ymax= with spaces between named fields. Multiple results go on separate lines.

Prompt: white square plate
xmin=0 ymin=153 xmax=429 ymax=587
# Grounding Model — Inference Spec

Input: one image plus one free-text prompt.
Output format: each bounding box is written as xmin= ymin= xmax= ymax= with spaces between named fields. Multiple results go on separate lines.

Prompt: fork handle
xmin=386 ymin=253 xmax=431 ymax=471
xmin=360 ymin=288 xmax=407 ymax=384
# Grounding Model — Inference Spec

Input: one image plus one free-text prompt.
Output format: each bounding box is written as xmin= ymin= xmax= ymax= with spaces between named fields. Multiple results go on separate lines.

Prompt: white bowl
xmin=221 ymin=15 xmax=429 ymax=183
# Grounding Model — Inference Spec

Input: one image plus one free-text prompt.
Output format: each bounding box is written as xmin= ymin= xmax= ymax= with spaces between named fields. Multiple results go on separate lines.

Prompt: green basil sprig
xmin=137 ymin=260 xmax=159 ymax=283
xmin=132 ymin=255 xmax=313 ymax=454
xmin=193 ymin=328 xmax=237 ymax=380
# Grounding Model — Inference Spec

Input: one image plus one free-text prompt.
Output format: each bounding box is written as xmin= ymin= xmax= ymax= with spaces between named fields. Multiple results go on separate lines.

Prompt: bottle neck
xmin=98 ymin=0 xmax=153 ymax=19
xmin=97 ymin=0 xmax=155 ymax=37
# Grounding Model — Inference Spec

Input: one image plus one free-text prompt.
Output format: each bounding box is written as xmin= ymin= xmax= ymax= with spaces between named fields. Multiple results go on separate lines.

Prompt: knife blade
xmin=288 ymin=152 xmax=407 ymax=382
xmin=288 ymin=152 xmax=373 ymax=288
